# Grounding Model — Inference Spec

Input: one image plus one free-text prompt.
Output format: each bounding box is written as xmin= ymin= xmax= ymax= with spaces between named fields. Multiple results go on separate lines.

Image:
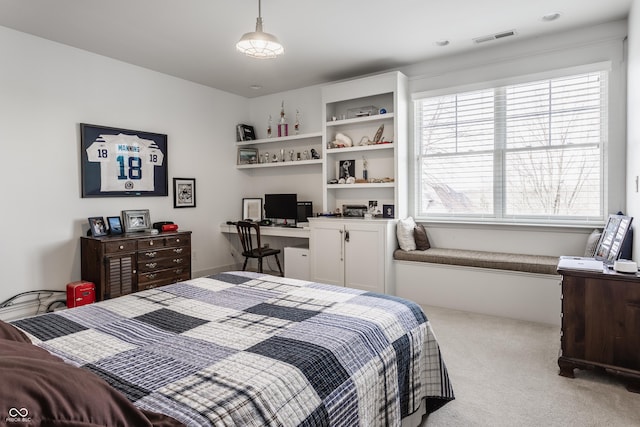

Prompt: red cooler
xmin=66 ymin=281 xmax=95 ymax=308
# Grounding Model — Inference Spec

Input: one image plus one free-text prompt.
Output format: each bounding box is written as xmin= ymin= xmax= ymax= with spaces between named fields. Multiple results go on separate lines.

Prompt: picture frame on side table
xmin=122 ymin=209 xmax=151 ymax=232
xmin=107 ymin=216 xmax=123 ymax=235
xmin=173 ymin=178 xmax=196 ymax=208
xmin=238 ymin=148 xmax=259 ymax=165
xmin=242 ymin=198 xmax=263 ymax=221
xmin=88 ymin=217 xmax=108 ymax=237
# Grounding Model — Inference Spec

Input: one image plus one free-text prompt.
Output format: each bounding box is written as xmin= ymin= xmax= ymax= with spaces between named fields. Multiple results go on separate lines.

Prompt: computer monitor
xmin=264 ymin=193 xmax=298 ymax=225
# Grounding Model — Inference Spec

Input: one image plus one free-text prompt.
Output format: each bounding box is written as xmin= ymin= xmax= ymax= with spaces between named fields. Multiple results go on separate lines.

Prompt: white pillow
xmin=584 ymin=228 xmax=602 ymax=257
xmin=397 ymin=217 xmax=417 ymax=251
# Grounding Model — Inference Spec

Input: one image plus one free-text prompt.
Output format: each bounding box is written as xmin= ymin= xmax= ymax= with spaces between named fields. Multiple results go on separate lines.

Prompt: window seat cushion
xmin=393 ymin=247 xmax=559 ymax=275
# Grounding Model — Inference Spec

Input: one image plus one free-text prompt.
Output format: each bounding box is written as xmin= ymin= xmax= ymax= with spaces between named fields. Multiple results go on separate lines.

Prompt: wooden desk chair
xmin=235 ymin=221 xmax=283 ymax=276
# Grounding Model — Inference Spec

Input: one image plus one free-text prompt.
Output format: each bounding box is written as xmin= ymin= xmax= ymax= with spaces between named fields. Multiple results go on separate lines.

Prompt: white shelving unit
xmin=235 ymin=131 xmax=322 ymax=169
xmin=321 ymin=71 xmax=408 ymax=218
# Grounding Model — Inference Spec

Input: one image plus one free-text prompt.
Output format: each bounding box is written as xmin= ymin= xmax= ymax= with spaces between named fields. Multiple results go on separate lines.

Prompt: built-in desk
xmin=219 ymin=223 xmax=310 ymax=239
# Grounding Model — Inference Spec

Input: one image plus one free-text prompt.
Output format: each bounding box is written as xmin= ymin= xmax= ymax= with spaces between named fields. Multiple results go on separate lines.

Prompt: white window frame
xmin=411 ymin=62 xmax=611 ymax=227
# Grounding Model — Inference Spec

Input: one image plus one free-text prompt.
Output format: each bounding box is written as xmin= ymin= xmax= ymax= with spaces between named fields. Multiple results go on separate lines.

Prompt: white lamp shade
xmin=236 ymin=16 xmax=284 ymax=59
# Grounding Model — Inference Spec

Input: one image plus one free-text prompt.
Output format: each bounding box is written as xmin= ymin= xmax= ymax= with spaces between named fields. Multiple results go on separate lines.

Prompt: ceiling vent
xmin=473 ymin=30 xmax=517 ymax=44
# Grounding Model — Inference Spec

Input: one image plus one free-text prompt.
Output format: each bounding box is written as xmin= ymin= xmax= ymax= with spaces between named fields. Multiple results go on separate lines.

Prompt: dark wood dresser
xmin=558 ymin=267 xmax=640 ymax=392
xmin=81 ymin=231 xmax=191 ymax=301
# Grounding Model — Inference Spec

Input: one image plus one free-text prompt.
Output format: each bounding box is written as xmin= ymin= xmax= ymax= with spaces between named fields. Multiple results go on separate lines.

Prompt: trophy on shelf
xmin=278 ymin=101 xmax=288 ymax=137
xmin=294 ymin=110 xmax=300 ymax=135
xmin=267 ymin=115 xmax=272 ymax=138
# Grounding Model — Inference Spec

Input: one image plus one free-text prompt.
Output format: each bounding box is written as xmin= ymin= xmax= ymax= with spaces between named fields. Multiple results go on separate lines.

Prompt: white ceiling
xmin=0 ymin=0 xmax=632 ymax=98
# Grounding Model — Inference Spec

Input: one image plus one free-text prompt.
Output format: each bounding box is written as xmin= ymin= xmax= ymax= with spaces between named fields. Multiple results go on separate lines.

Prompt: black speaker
xmin=297 ymin=201 xmax=313 ymax=223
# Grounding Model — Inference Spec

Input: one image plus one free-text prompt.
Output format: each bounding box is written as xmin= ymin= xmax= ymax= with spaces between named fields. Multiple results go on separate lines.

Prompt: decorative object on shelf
xmin=236 ymin=0 xmax=284 ymax=59
xmin=331 ymin=132 xmax=352 ymax=148
xmin=272 ymin=153 xmax=278 ymax=162
xmin=311 ymin=148 xmax=320 ymax=159
xmin=267 ymin=115 xmax=272 ymax=138
xmin=280 ymin=148 xmax=285 ymax=162
xmin=238 ymin=148 xmax=259 ymax=165
xmin=342 ymin=205 xmax=368 ymax=217
xmin=88 ymin=217 xmax=107 ymax=237
xmin=294 ymin=110 xmax=300 ymax=134
xmin=289 ymin=150 xmax=294 ymax=161
xmin=107 ymin=216 xmax=123 ymax=235
xmin=358 ymin=136 xmax=373 ymax=146
xmin=236 ymin=124 xmax=256 ymax=141
xmin=80 ymin=123 xmax=168 ymax=198
xmin=383 ymin=204 xmax=395 ymax=218
xmin=379 ymin=108 xmax=387 ymax=114
xmin=368 ymin=200 xmax=381 ymax=216
xmin=362 ymin=156 xmax=368 ymax=180
xmin=373 ymin=124 xmax=384 ymax=143
xmin=303 ymin=150 xmax=309 ymax=160
xmin=121 ymin=209 xmax=151 ymax=233
xmin=347 ymin=105 xmax=378 ymax=119
xmin=173 ymin=177 xmax=196 ymax=208
xmin=263 ymin=152 xmax=269 ymax=164
xmin=278 ymin=100 xmax=288 ymax=137
xmin=297 ymin=152 xmax=301 ymax=161
xmin=242 ymin=198 xmax=263 ymax=221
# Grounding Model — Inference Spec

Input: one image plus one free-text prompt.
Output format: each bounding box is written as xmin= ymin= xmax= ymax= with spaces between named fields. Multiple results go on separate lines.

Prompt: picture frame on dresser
xmin=107 ymin=216 xmax=123 ymax=235
xmin=88 ymin=217 xmax=107 ymax=237
xmin=122 ymin=209 xmax=150 ymax=232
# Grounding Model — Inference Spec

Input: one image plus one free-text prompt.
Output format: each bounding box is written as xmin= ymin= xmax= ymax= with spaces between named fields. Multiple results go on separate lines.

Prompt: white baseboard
xmin=395 ymin=260 xmax=561 ymax=326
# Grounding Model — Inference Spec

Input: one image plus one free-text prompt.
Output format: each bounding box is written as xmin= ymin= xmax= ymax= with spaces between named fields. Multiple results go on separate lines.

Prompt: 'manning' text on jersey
xmin=86 ymin=133 xmax=165 ymax=192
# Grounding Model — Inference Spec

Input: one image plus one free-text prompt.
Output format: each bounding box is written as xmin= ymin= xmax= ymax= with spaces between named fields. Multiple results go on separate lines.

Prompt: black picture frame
xmin=594 ymin=214 xmax=633 ymax=262
xmin=339 ymin=160 xmax=355 ymax=180
xmin=383 ymin=204 xmax=395 ymax=219
xmin=173 ymin=178 xmax=196 ymax=208
xmin=236 ymin=124 xmax=256 ymax=141
xmin=88 ymin=217 xmax=108 ymax=237
xmin=107 ymin=216 xmax=123 ymax=235
xmin=80 ymin=123 xmax=168 ymax=197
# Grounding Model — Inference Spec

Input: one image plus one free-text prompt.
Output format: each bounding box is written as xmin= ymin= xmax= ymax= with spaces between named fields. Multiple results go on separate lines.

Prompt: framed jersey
xmin=81 ymin=123 xmax=168 ymax=197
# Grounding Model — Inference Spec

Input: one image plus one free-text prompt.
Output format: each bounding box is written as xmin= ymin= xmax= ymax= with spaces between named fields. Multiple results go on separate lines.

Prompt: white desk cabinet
xmin=284 ymin=246 xmax=310 ymax=280
xmin=309 ymin=218 xmax=396 ymax=294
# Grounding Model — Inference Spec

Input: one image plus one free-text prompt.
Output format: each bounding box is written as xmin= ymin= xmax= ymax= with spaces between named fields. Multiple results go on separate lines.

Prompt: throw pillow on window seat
xmin=414 ymin=224 xmax=431 ymax=251
xmin=397 ymin=217 xmax=417 ymax=251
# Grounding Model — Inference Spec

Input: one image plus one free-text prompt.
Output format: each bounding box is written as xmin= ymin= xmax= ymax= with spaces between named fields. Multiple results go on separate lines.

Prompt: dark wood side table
xmin=558 ymin=267 xmax=640 ymax=392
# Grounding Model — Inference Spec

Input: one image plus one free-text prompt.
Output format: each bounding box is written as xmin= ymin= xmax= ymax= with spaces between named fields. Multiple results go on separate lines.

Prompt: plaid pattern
xmin=11 ymin=271 xmax=454 ymax=426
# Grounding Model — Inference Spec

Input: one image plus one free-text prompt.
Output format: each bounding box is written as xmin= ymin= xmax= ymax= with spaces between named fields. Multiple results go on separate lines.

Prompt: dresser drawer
xmin=104 ymin=240 xmax=137 ymax=254
xmin=137 ymin=233 xmax=191 ymax=250
xmin=138 ymin=272 xmax=191 ymax=291
xmin=138 ymin=246 xmax=191 ymax=261
xmin=138 ymin=266 xmax=190 ymax=285
xmin=138 ymin=255 xmax=190 ymax=272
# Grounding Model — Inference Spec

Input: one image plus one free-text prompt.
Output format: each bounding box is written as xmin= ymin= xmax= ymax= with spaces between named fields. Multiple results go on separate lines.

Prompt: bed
xmin=1 ymin=271 xmax=454 ymax=426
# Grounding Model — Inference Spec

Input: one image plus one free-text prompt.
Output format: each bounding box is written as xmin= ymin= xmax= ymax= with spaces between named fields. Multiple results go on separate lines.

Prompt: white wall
xmin=0 ymin=26 xmax=247 ymax=305
xmin=627 ymin=2 xmax=640 ymax=261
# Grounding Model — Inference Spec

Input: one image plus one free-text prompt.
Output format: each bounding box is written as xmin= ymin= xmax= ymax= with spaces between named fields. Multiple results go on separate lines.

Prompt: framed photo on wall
xmin=81 ymin=123 xmax=168 ymax=197
xmin=173 ymin=178 xmax=196 ymax=208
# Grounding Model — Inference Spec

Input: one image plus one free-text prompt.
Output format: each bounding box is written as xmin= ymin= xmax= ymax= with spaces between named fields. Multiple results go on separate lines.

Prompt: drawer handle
xmin=173 ymin=248 xmax=183 ymax=254
xmin=173 ymin=258 xmax=184 ymax=264
xmin=145 ymin=252 xmax=157 ymax=258
xmin=176 ymin=238 xmax=180 ymax=243
xmin=175 ymin=269 xmax=183 ymax=274
xmin=119 ymin=245 xmax=124 ymax=250
xmin=146 ymin=273 xmax=157 ymax=279
xmin=149 ymin=241 xmax=154 ymax=246
xmin=145 ymin=262 xmax=158 ymax=268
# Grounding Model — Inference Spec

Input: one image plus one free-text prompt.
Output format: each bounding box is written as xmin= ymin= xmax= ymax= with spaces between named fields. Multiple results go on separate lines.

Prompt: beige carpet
xmin=420 ymin=305 xmax=640 ymax=427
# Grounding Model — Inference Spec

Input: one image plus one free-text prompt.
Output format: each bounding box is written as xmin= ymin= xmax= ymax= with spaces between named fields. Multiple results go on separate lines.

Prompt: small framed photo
xmin=242 ymin=198 xmax=263 ymax=221
xmin=88 ymin=217 xmax=108 ymax=237
xmin=236 ymin=124 xmax=256 ymax=141
xmin=238 ymin=148 xmax=259 ymax=165
xmin=107 ymin=216 xmax=123 ymax=235
xmin=338 ymin=160 xmax=355 ymax=180
xmin=173 ymin=177 xmax=196 ymax=208
xmin=383 ymin=204 xmax=395 ymax=219
xmin=122 ymin=209 xmax=151 ymax=232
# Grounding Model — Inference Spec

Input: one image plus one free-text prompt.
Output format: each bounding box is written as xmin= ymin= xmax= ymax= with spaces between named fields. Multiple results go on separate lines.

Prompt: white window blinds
xmin=414 ymin=69 xmax=607 ymax=224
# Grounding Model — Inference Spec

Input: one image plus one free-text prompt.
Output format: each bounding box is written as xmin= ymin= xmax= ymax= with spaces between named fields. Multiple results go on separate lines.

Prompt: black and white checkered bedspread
xmin=11 ymin=272 xmax=454 ymax=426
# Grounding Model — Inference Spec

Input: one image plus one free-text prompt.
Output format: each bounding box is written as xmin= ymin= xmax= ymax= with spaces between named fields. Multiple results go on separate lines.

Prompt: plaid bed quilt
xmin=11 ymin=271 xmax=454 ymax=426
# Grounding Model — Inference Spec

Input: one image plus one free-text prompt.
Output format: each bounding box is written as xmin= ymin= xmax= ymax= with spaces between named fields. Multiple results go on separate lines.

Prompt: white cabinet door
xmin=310 ymin=221 xmax=345 ymax=286
xmin=344 ymin=223 xmax=385 ymax=293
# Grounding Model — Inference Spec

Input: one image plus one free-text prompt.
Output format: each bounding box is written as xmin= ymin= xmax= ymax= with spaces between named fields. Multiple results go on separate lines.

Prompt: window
xmin=413 ymin=69 xmax=607 ymax=224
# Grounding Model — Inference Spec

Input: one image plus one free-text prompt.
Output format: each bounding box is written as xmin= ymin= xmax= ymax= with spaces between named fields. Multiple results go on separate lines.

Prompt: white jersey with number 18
xmin=86 ymin=133 xmax=164 ymax=192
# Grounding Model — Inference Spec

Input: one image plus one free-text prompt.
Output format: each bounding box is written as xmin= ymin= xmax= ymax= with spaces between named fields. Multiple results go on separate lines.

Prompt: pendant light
xmin=236 ymin=0 xmax=284 ymax=59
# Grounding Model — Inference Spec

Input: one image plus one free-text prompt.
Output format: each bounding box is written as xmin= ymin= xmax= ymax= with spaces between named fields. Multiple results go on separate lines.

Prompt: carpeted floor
xmin=420 ymin=305 xmax=640 ymax=427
